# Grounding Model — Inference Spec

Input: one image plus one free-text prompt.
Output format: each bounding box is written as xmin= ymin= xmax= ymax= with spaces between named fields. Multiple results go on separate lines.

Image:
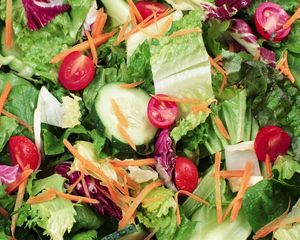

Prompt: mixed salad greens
xmin=1 ymin=0 xmax=300 ymax=239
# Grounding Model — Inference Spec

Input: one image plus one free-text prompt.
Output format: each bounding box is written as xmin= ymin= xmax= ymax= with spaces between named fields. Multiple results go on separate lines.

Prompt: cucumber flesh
xmin=94 ymin=83 xmax=157 ymax=146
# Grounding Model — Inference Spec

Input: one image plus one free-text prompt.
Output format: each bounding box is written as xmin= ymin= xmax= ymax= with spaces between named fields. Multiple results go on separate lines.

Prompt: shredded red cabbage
xmin=153 ymin=129 xmax=177 ymax=190
xmin=55 ymin=162 xmax=122 ymax=220
xmin=0 ymin=165 xmax=19 ymax=185
xmin=22 ymin=0 xmax=70 ymax=31
xmin=260 ymin=47 xmax=276 ymax=68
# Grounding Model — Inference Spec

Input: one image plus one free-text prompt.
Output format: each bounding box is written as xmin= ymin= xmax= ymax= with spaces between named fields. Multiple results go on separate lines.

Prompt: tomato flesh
xmin=175 ymin=157 xmax=199 ymax=193
xmin=58 ymin=51 xmax=96 ymax=91
xmin=254 ymin=126 xmax=291 ymax=162
xmin=254 ymin=2 xmax=291 ymax=42
xmin=8 ymin=136 xmax=40 ymax=171
xmin=147 ymin=94 xmax=179 ymax=129
xmin=135 ymin=1 xmax=168 ymax=20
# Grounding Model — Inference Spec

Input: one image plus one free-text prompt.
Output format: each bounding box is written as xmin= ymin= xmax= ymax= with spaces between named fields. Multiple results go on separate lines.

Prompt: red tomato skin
xmin=147 ymin=94 xmax=179 ymax=129
xmin=58 ymin=51 xmax=96 ymax=91
xmin=8 ymin=136 xmax=40 ymax=171
xmin=254 ymin=126 xmax=291 ymax=162
xmin=175 ymin=157 xmax=199 ymax=193
xmin=135 ymin=1 xmax=168 ymax=20
xmin=254 ymin=2 xmax=291 ymax=42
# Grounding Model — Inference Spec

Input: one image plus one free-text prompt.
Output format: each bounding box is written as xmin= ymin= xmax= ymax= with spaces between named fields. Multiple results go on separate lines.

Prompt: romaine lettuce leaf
xmin=0 ymin=116 xmax=18 ymax=152
xmin=273 ymin=155 xmax=300 ymax=181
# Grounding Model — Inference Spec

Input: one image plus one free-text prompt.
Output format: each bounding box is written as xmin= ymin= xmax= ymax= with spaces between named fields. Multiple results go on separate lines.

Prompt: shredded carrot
xmin=85 ymin=31 xmax=98 ymax=65
xmin=2 ymin=110 xmax=33 ymax=132
xmin=119 ymin=180 xmax=163 ymax=229
xmin=123 ymin=175 xmax=129 ymax=196
xmin=115 ymin=17 xmax=131 ymax=46
xmin=112 ymin=166 xmax=140 ymax=190
xmin=175 ymin=190 xmax=210 ymax=225
xmin=214 ymin=55 xmax=223 ymax=63
xmin=209 ymin=57 xmax=228 ymax=94
xmin=6 ymin=168 xmax=33 ymax=194
xmin=153 ymin=9 xmax=159 ymax=31
xmin=11 ymin=174 xmax=29 ymax=238
xmin=50 ymin=31 xmax=116 ymax=64
xmin=283 ymin=8 xmax=300 ymax=29
xmin=253 ymin=49 xmax=261 ymax=61
xmin=142 ymin=196 xmax=163 ymax=204
xmin=214 ymin=152 xmax=223 ymax=224
xmin=279 ymin=217 xmax=300 ymax=227
xmin=117 ymin=124 xmax=137 ymax=151
xmin=55 ymin=190 xmax=99 ymax=204
xmin=214 ymin=116 xmax=231 ymax=140
xmin=63 ymin=139 xmax=119 ymax=203
xmin=276 ymin=51 xmax=295 ymax=83
xmin=218 ymin=170 xmax=245 ymax=178
xmin=110 ymin=158 xmax=156 ymax=167
xmin=67 ymin=172 xmax=85 ymax=193
xmin=127 ymin=0 xmax=143 ymax=23
xmin=253 ymin=199 xmax=291 ymax=240
xmin=223 ymin=162 xmax=253 ymax=222
xmin=81 ymin=176 xmax=91 ymax=198
xmin=92 ymin=8 xmax=103 ymax=36
xmin=0 ymin=207 xmax=9 ymax=219
xmin=93 ymin=10 xmax=107 ymax=38
xmin=5 ymin=0 xmax=13 ymax=48
xmin=119 ymin=81 xmax=144 ymax=89
xmin=170 ymin=28 xmax=202 ymax=38
xmin=111 ymin=179 xmax=128 ymax=195
xmin=265 ymin=154 xmax=273 ymax=179
xmin=151 ymin=94 xmax=200 ymax=104
xmin=130 ymin=8 xmax=138 ymax=28
xmin=144 ymin=229 xmax=157 ymax=240
xmin=111 ymin=99 xmax=129 ymax=128
xmin=190 ymin=103 xmax=211 ymax=114
xmin=0 ymin=81 xmax=12 ymax=114
xmin=27 ymin=189 xmax=57 ymax=204
xmin=137 ymin=16 xmax=173 ymax=39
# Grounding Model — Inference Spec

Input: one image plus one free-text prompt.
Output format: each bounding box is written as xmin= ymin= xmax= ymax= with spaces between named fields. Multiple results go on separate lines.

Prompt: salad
xmin=1 ymin=0 xmax=300 ymax=239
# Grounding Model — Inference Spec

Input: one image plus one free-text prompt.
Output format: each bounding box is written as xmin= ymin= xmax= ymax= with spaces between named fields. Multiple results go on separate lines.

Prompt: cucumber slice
xmin=94 ymin=83 xmax=157 ymax=148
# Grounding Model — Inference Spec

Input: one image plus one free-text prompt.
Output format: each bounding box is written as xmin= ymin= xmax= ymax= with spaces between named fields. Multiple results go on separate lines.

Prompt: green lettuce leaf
xmin=273 ymin=155 xmax=300 ymax=181
xmin=0 ymin=116 xmax=18 ymax=151
xmin=0 ymin=184 xmax=15 ymax=213
xmin=24 ymin=174 xmax=76 ymax=240
xmin=137 ymin=187 xmax=177 ymax=240
xmin=70 ymin=230 xmax=97 ymax=240
xmin=288 ymin=52 xmax=300 ymax=89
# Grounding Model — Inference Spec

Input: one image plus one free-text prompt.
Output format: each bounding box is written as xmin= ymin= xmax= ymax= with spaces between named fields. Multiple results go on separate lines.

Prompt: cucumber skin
xmin=90 ymin=105 xmax=154 ymax=157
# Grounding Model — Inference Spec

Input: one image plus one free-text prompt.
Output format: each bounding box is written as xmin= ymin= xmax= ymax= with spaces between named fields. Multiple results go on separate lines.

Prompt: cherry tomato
xmin=135 ymin=1 xmax=168 ymax=20
xmin=8 ymin=136 xmax=40 ymax=171
xmin=175 ymin=157 xmax=199 ymax=193
xmin=254 ymin=2 xmax=291 ymax=42
xmin=254 ymin=126 xmax=291 ymax=162
xmin=147 ymin=94 xmax=179 ymax=129
xmin=58 ymin=51 xmax=96 ymax=91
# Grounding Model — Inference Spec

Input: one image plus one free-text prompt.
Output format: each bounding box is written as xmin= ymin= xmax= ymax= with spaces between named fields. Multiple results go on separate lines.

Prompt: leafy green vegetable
xmin=273 ymin=155 xmax=300 ymax=181
xmin=100 ymin=0 xmax=130 ymax=26
xmin=0 ymin=184 xmax=15 ymax=213
xmin=137 ymin=187 xmax=177 ymax=240
xmin=243 ymin=180 xmax=290 ymax=233
xmin=173 ymin=212 xmax=197 ymax=240
xmin=288 ymin=52 xmax=300 ymax=89
xmin=284 ymin=22 xmax=300 ymax=54
xmin=70 ymin=230 xmax=97 ymax=240
xmin=190 ymin=206 xmax=251 ymax=240
xmin=0 ymin=116 xmax=18 ymax=151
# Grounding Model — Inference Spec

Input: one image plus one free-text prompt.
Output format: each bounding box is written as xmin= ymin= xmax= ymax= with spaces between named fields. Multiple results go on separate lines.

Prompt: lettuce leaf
xmin=273 ymin=155 xmax=300 ymax=181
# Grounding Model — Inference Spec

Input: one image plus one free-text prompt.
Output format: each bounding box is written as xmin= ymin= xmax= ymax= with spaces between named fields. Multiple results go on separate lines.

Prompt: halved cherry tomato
xmin=147 ymin=94 xmax=179 ymax=129
xmin=58 ymin=51 xmax=96 ymax=91
xmin=135 ymin=1 xmax=168 ymax=20
xmin=175 ymin=157 xmax=199 ymax=193
xmin=254 ymin=2 xmax=291 ymax=42
xmin=8 ymin=136 xmax=40 ymax=171
xmin=254 ymin=126 xmax=291 ymax=162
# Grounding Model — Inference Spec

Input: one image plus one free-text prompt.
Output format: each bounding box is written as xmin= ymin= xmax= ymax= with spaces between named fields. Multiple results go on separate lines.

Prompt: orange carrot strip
xmin=265 ymin=154 xmax=273 ymax=179
xmin=144 ymin=230 xmax=157 ymax=240
xmin=283 ymin=8 xmax=300 ymax=29
xmin=214 ymin=55 xmax=223 ymax=63
xmin=110 ymin=158 xmax=157 ymax=167
xmin=5 ymin=0 xmax=13 ymax=48
xmin=253 ymin=200 xmax=291 ymax=240
xmin=11 ymin=174 xmax=30 ymax=238
xmin=209 ymin=57 xmax=228 ymax=94
xmin=81 ymin=176 xmax=91 ymax=198
xmin=93 ymin=9 xmax=107 ymax=38
xmin=170 ymin=28 xmax=202 ymax=38
xmin=214 ymin=152 xmax=223 ymax=224
xmin=219 ymin=75 xmax=228 ymax=95
xmin=219 ymin=170 xmax=245 ymax=178
xmin=119 ymin=81 xmax=145 ymax=89
xmin=2 ymin=110 xmax=33 ymax=132
xmin=214 ymin=116 xmax=231 ymax=140
xmin=123 ymin=175 xmax=129 ymax=196
xmin=279 ymin=217 xmax=300 ymax=227
xmin=142 ymin=196 xmax=163 ymax=204
xmin=118 ymin=180 xmax=163 ymax=229
xmin=115 ymin=17 xmax=131 ymax=45
xmin=130 ymin=8 xmax=138 ymax=29
xmin=6 ymin=168 xmax=33 ymax=194
xmin=253 ymin=49 xmax=261 ymax=61
xmin=111 ymin=99 xmax=129 ymax=128
xmin=190 ymin=103 xmax=211 ymax=114
xmin=111 ymin=179 xmax=128 ymax=195
xmin=276 ymin=51 xmax=295 ymax=83
xmin=112 ymin=166 xmax=140 ymax=190
xmin=0 ymin=82 xmax=12 ymax=114
xmin=117 ymin=124 xmax=137 ymax=151
xmin=50 ymin=31 xmax=116 ymax=64
xmin=63 ymin=139 xmax=119 ymax=203
xmin=85 ymin=31 xmax=98 ymax=65
xmin=150 ymin=94 xmax=200 ymax=104
xmin=0 ymin=207 xmax=10 ymax=219
xmin=229 ymin=43 xmax=234 ymax=52
xmin=127 ymin=0 xmax=143 ymax=23
xmin=27 ymin=189 xmax=57 ymax=204
xmin=67 ymin=172 xmax=85 ymax=193
xmin=175 ymin=190 xmax=210 ymax=225
xmin=92 ymin=8 xmax=103 ymax=36
xmin=55 ymin=190 xmax=99 ymax=204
